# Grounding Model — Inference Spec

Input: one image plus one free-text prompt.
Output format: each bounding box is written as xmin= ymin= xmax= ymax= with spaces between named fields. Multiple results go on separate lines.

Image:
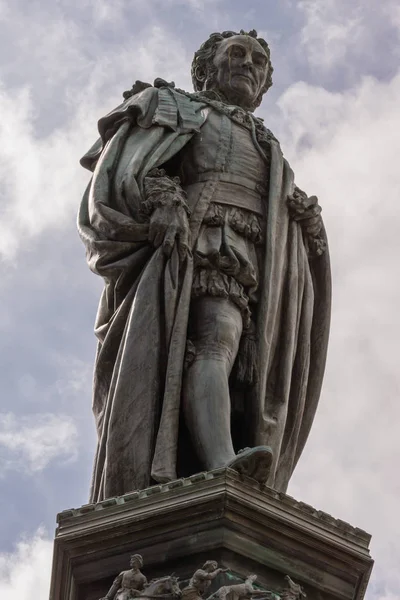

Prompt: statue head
xmin=191 ymin=29 xmax=273 ymax=112
xmin=202 ymin=560 xmax=218 ymax=572
xmin=130 ymin=554 xmax=144 ymax=569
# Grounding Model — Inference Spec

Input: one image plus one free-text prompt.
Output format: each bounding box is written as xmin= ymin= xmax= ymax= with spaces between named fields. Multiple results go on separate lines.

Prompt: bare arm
xmin=100 ymin=573 xmax=123 ymax=600
xmin=205 ymin=568 xmax=228 ymax=581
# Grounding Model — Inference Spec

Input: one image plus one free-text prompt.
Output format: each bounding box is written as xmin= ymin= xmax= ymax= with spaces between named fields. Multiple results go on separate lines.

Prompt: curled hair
xmin=191 ymin=29 xmax=273 ymax=109
xmin=202 ymin=560 xmax=218 ymax=570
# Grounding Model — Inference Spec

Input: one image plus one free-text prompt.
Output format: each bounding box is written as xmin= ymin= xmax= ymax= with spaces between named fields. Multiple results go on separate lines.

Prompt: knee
xmin=190 ymin=298 xmax=243 ymax=355
xmin=213 ymin=310 xmax=242 ymax=350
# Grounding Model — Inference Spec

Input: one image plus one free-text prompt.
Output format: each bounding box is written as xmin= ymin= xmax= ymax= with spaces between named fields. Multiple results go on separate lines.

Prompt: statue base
xmin=49 ymin=468 xmax=373 ymax=600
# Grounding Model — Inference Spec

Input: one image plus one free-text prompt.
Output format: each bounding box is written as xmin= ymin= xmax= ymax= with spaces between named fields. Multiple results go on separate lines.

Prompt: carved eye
xmin=253 ymin=54 xmax=267 ymax=67
xmin=231 ymin=46 xmax=245 ymax=58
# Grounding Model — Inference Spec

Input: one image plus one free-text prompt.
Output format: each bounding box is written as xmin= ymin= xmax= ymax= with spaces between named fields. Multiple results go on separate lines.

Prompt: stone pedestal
xmin=50 ymin=469 xmax=373 ymax=600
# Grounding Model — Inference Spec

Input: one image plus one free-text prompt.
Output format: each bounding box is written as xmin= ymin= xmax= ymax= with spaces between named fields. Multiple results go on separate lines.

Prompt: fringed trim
xmin=184 ymin=339 xmax=196 ymax=370
xmin=229 ymin=208 xmax=264 ymax=244
xmin=236 ymin=323 xmax=259 ymax=385
xmin=142 ymin=168 xmax=190 ymax=216
xmin=202 ymin=203 xmax=264 ymax=244
xmin=192 ymin=268 xmax=251 ymax=329
xmin=202 ymin=203 xmax=225 ymax=226
xmin=287 ymin=187 xmax=326 ymax=257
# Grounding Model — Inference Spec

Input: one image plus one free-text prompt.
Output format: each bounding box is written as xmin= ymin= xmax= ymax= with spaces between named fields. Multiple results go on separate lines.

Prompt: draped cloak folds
xmin=78 ymin=85 xmax=331 ymax=503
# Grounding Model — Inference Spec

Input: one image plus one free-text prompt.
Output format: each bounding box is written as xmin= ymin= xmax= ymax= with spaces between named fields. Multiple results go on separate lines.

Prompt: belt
xmin=187 ymin=172 xmax=268 ymax=196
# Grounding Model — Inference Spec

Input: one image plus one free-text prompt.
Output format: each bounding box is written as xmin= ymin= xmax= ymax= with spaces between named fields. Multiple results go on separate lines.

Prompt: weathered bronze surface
xmin=97 ymin=554 xmax=304 ymax=600
xmin=79 ymin=29 xmax=331 ymax=502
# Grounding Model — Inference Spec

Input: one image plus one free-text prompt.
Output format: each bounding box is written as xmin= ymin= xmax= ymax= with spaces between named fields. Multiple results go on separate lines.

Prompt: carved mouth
xmin=232 ymin=73 xmax=253 ymax=84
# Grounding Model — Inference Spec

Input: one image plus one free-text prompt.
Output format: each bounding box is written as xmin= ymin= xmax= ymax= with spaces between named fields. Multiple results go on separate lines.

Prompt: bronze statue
xmin=79 ymin=29 xmax=331 ymax=502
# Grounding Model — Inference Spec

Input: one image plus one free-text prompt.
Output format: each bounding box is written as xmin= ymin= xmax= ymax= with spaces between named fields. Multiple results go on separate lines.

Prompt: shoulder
xmin=96 ymin=86 xmax=160 ymax=135
xmin=119 ymin=83 xmax=205 ymax=133
xmin=103 ymin=79 xmax=206 ymax=133
xmin=154 ymin=85 xmax=206 ymax=132
xmin=80 ymin=82 xmax=205 ymax=171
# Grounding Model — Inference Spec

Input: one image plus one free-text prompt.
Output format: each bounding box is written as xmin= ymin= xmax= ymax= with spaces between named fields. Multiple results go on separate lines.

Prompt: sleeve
xmin=142 ymin=168 xmax=190 ymax=216
xmin=287 ymin=185 xmax=327 ymax=257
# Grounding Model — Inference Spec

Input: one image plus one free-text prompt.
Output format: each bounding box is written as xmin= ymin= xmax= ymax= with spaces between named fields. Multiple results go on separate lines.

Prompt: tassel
xmin=237 ymin=326 xmax=259 ymax=385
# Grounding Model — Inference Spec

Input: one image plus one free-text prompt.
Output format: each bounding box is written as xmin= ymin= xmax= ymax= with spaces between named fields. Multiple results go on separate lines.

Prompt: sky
xmin=0 ymin=0 xmax=399 ymax=598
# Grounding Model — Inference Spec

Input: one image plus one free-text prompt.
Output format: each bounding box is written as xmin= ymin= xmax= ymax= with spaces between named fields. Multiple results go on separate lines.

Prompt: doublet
xmin=180 ymin=107 xmax=271 ymax=326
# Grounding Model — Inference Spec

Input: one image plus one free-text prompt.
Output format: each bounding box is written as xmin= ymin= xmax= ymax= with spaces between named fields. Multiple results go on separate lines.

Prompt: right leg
xmin=182 ymin=296 xmax=243 ymax=470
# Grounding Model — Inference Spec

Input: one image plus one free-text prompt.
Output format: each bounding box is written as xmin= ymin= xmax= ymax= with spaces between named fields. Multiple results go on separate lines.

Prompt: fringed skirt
xmin=192 ymin=202 xmax=265 ymax=330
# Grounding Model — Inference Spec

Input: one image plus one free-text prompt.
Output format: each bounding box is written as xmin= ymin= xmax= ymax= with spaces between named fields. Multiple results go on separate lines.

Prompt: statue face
xmin=130 ymin=556 xmax=140 ymax=568
xmin=210 ymin=35 xmax=269 ymax=109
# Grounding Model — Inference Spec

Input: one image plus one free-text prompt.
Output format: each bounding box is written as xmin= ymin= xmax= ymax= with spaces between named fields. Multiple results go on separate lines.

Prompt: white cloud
xmin=298 ymin=0 xmax=400 ymax=72
xmin=0 ymin=0 xmax=9 ymax=20
xmin=298 ymin=0 xmax=363 ymax=69
xmin=58 ymin=0 xmax=221 ymax=29
xmin=0 ymin=83 xmax=87 ymax=259
xmin=0 ymin=413 xmax=78 ymax=474
xmin=164 ymin=0 xmax=222 ymax=9
xmin=274 ymin=71 xmax=400 ymax=600
xmin=0 ymin=23 xmax=190 ymax=261
xmin=78 ymin=0 xmax=127 ymax=25
xmin=0 ymin=529 xmax=52 ymax=600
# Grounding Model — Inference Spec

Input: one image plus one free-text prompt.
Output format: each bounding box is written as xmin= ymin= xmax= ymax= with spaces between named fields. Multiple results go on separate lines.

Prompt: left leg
xmin=182 ymin=296 xmax=273 ymax=482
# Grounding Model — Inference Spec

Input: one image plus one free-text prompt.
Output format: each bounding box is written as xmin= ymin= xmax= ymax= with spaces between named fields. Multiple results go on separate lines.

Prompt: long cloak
xmin=78 ymin=86 xmax=331 ymax=502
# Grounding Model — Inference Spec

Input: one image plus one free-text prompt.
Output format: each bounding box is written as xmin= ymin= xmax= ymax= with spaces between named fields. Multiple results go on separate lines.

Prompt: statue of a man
xmin=79 ymin=29 xmax=331 ymax=503
xmin=184 ymin=561 xmax=227 ymax=599
xmin=100 ymin=554 xmax=147 ymax=600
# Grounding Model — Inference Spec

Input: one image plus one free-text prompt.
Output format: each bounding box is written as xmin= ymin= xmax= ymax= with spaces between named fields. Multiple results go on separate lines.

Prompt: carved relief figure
xmin=98 ymin=559 xmax=305 ymax=600
xmin=281 ymin=576 xmax=306 ymax=600
xmin=79 ymin=29 xmax=331 ymax=502
xmin=100 ymin=554 xmax=147 ymax=600
xmin=217 ymin=574 xmax=269 ymax=600
xmin=183 ymin=561 xmax=228 ymax=600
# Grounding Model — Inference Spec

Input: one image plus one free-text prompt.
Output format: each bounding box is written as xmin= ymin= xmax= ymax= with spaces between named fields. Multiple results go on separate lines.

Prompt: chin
xmin=229 ymin=80 xmax=252 ymax=94
xmin=228 ymin=87 xmax=255 ymax=108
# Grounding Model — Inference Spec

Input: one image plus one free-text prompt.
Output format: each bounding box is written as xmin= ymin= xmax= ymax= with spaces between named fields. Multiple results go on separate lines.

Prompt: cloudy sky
xmin=0 ymin=0 xmax=399 ymax=598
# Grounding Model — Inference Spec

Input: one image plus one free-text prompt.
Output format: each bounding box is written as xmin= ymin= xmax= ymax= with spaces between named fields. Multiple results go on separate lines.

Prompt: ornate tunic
xmin=180 ymin=108 xmax=271 ymax=327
